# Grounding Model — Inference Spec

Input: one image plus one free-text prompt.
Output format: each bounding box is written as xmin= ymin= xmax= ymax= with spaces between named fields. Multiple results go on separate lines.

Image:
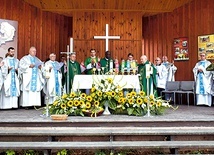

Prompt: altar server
xmin=155 ymin=57 xmax=168 ymax=97
xmin=19 ymin=46 xmax=45 ymax=107
xmin=193 ymin=52 xmax=213 ymax=106
xmin=43 ymin=53 xmax=62 ymax=104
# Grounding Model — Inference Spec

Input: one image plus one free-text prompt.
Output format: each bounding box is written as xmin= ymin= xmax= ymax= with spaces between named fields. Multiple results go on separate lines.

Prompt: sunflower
xmin=61 ymin=103 xmax=66 ymax=109
xmin=149 ymin=94 xmax=155 ymax=99
xmin=67 ymin=100 xmax=73 ymax=107
xmin=136 ymin=98 xmax=143 ymax=105
xmin=131 ymin=91 xmax=137 ymax=97
xmin=144 ymin=97 xmax=148 ymax=103
xmin=118 ymin=98 xmax=123 ymax=103
xmin=80 ymin=93 xmax=86 ymax=98
xmin=111 ymin=91 xmax=116 ymax=97
xmin=139 ymin=91 xmax=145 ymax=96
xmin=73 ymin=100 xmax=80 ymax=107
xmin=79 ymin=100 xmax=85 ymax=106
xmin=86 ymin=96 xmax=93 ymax=102
xmin=97 ymin=91 xmax=102 ymax=97
xmin=150 ymin=100 xmax=155 ymax=106
xmin=94 ymin=101 xmax=100 ymax=107
xmin=118 ymin=91 xmax=123 ymax=97
xmin=126 ymin=93 xmax=132 ymax=98
xmin=128 ymin=98 xmax=134 ymax=104
xmin=157 ymin=101 xmax=162 ymax=107
xmin=85 ymin=102 xmax=91 ymax=109
xmin=69 ymin=92 xmax=76 ymax=98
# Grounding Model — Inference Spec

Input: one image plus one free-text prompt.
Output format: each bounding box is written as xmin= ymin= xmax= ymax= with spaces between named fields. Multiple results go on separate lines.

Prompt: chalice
xmin=92 ymin=68 xmax=97 ymax=75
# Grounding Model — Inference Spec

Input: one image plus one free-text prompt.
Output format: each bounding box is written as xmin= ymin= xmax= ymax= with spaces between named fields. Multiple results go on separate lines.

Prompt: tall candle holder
xmin=144 ymin=64 xmax=153 ymax=117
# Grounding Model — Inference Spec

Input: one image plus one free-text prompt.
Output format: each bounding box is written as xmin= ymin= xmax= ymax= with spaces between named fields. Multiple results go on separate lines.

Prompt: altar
xmin=72 ymin=75 xmax=141 ymax=91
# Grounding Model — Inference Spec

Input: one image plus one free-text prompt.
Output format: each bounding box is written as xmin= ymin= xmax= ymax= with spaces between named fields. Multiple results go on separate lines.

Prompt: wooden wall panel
xmin=142 ymin=0 xmax=214 ymax=81
xmin=0 ymin=0 xmax=71 ymax=61
xmin=73 ymin=12 xmax=142 ymax=63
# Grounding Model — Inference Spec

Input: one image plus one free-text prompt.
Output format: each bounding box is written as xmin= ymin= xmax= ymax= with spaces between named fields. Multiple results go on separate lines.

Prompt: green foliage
xmin=5 ymin=150 xmax=15 ymax=155
xmin=57 ymin=149 xmax=68 ymax=155
xmin=24 ymin=150 xmax=36 ymax=155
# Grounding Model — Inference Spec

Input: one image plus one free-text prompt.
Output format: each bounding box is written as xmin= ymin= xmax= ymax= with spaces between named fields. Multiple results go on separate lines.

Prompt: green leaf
xmin=127 ymin=107 xmax=134 ymax=115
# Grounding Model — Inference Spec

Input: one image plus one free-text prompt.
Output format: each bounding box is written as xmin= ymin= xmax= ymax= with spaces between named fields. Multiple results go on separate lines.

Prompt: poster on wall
xmin=198 ymin=34 xmax=214 ymax=60
xmin=173 ymin=37 xmax=189 ymax=61
xmin=0 ymin=19 xmax=18 ymax=59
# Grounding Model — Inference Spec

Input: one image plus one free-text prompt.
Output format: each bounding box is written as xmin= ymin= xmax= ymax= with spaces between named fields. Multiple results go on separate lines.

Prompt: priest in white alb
xmin=193 ymin=52 xmax=212 ymax=106
xmin=43 ymin=53 xmax=62 ymax=104
xmin=19 ymin=46 xmax=45 ymax=107
xmin=0 ymin=47 xmax=20 ymax=109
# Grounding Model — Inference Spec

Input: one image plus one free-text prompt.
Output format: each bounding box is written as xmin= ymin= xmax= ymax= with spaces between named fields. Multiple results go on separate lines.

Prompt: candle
xmin=70 ymin=38 xmax=73 ymax=52
xmin=67 ymin=45 xmax=69 ymax=52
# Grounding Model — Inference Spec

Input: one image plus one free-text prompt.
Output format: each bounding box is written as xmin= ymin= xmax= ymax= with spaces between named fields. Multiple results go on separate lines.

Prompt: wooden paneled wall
xmin=142 ymin=0 xmax=214 ymax=81
xmin=72 ymin=12 xmax=142 ymax=63
xmin=0 ymin=0 xmax=72 ymax=61
xmin=1 ymin=0 xmax=213 ymax=81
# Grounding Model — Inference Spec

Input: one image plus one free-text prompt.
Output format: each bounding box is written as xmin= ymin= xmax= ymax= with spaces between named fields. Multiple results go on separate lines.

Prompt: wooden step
xmin=1 ymin=126 xmax=214 ymax=136
xmin=0 ymin=141 xmax=214 ymax=149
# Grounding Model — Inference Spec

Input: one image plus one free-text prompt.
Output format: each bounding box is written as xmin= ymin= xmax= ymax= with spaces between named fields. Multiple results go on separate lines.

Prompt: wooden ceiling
xmin=23 ymin=0 xmax=193 ymax=17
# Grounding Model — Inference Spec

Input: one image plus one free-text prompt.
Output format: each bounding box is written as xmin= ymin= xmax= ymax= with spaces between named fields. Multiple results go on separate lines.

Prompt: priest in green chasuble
xmin=100 ymin=51 xmax=114 ymax=74
xmin=138 ymin=55 xmax=157 ymax=96
xmin=66 ymin=52 xmax=81 ymax=93
xmin=84 ymin=49 xmax=100 ymax=74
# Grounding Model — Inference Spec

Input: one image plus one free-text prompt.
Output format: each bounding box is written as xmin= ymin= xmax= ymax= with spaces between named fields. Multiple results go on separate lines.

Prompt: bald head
xmin=29 ymin=46 xmax=36 ymax=56
xmin=140 ymin=55 xmax=147 ymax=64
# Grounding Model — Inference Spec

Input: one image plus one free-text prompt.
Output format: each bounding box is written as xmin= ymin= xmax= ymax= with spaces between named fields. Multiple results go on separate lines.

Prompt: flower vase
xmin=103 ymin=101 xmax=111 ymax=115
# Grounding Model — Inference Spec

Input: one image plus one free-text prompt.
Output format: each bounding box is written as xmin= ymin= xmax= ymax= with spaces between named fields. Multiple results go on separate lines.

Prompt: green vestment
xmin=100 ymin=58 xmax=114 ymax=74
xmin=138 ymin=60 xmax=157 ymax=96
xmin=84 ymin=57 xmax=99 ymax=74
xmin=65 ymin=61 xmax=81 ymax=93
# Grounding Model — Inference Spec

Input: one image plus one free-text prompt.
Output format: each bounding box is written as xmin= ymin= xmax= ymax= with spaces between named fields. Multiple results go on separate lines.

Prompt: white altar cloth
xmin=72 ymin=75 xmax=140 ymax=91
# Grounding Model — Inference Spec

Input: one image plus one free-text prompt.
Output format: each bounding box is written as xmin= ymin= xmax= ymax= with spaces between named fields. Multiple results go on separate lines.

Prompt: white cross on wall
xmin=94 ymin=24 xmax=120 ymax=52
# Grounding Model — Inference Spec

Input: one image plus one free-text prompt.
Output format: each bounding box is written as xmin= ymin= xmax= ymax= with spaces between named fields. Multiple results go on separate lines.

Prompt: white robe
xmin=156 ymin=64 xmax=168 ymax=89
xmin=43 ymin=60 xmax=62 ymax=104
xmin=19 ymin=54 xmax=45 ymax=107
xmin=193 ymin=60 xmax=212 ymax=106
xmin=162 ymin=62 xmax=177 ymax=81
xmin=0 ymin=57 xmax=20 ymax=109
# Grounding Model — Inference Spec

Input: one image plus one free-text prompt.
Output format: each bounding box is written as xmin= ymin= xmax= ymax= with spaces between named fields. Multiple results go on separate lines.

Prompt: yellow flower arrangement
xmin=49 ymin=75 xmax=174 ymax=117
